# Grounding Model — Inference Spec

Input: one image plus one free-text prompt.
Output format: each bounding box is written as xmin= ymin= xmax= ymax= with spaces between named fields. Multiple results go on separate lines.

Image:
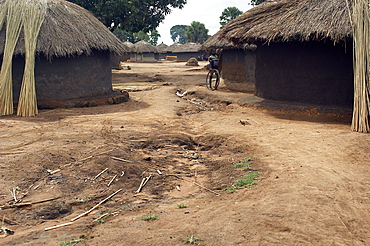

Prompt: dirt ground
xmin=0 ymin=60 xmax=370 ymax=246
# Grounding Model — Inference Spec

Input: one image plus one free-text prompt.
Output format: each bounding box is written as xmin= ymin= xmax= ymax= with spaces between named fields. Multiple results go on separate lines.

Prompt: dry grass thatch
xmin=132 ymin=40 xmax=158 ymax=53
xmin=156 ymin=42 xmax=168 ymax=53
xmin=200 ymin=30 xmax=257 ymax=52
xmin=0 ymin=0 xmax=129 ymax=59
xmin=123 ymin=41 xmax=134 ymax=52
xmin=166 ymin=43 xmax=182 ymax=52
xmin=219 ymin=0 xmax=353 ymax=45
xmin=171 ymin=42 xmax=201 ymax=53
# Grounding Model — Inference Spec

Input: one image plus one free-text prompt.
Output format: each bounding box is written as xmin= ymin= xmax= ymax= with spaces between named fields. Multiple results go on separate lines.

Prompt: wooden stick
xmin=136 ymin=178 xmax=146 ymax=193
xmin=93 ymin=168 xmax=108 ymax=180
xmin=11 ymin=188 xmax=17 ymax=203
xmin=44 ymin=222 xmax=73 ymax=231
xmin=111 ymin=156 xmax=133 ymax=163
xmin=71 ymin=189 xmax=122 ymax=222
xmin=107 ymin=175 xmax=117 ymax=187
xmin=0 ymin=196 xmax=61 ymax=209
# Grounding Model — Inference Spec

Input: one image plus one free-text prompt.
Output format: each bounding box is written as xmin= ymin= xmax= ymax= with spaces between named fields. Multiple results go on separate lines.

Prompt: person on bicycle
xmin=208 ymin=52 xmax=219 ymax=70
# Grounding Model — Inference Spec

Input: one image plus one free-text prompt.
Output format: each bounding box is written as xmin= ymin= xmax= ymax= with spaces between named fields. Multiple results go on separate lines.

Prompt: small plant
xmin=180 ymin=235 xmax=202 ymax=244
xmin=224 ymin=172 xmax=258 ymax=193
xmin=177 ymin=204 xmax=188 ymax=209
xmin=234 ymin=158 xmax=252 ymax=171
xmin=95 ymin=218 xmax=105 ymax=224
xmin=140 ymin=214 xmax=158 ymax=221
xmin=58 ymin=237 xmax=86 ymax=246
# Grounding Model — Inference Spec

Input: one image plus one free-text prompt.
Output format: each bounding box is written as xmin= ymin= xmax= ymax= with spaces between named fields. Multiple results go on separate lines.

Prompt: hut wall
xmin=255 ymin=42 xmax=354 ymax=107
xmin=11 ymin=50 xmax=113 ymax=103
xmin=175 ymin=52 xmax=200 ymax=62
xmin=130 ymin=53 xmax=156 ymax=62
xmin=221 ymin=49 xmax=255 ymax=92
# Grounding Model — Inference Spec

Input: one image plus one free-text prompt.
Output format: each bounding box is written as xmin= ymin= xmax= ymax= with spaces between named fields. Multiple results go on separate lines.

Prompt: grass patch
xmin=177 ymin=204 xmax=188 ymax=209
xmin=140 ymin=214 xmax=158 ymax=221
xmin=234 ymin=158 xmax=251 ymax=171
xmin=58 ymin=237 xmax=87 ymax=246
xmin=179 ymin=235 xmax=202 ymax=244
xmin=224 ymin=172 xmax=258 ymax=193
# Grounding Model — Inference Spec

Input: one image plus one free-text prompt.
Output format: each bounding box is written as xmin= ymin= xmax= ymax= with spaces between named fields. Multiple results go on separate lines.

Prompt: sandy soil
xmin=0 ymin=61 xmax=369 ymax=246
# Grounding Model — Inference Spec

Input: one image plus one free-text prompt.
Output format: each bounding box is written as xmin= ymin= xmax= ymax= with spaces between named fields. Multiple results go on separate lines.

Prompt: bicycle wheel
xmin=206 ymin=69 xmax=220 ymax=91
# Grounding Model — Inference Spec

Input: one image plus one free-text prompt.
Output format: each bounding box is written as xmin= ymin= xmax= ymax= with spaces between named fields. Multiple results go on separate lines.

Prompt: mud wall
xmin=255 ymin=41 xmax=354 ymax=107
xmin=221 ymin=49 xmax=255 ymax=92
xmin=11 ymin=50 xmax=113 ymax=103
xmin=175 ymin=52 xmax=200 ymax=62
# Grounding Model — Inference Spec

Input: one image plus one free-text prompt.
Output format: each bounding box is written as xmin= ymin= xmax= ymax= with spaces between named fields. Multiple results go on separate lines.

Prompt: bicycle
xmin=206 ymin=58 xmax=220 ymax=91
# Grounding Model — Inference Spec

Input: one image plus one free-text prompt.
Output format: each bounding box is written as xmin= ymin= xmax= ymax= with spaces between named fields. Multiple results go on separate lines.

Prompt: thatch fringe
xmin=351 ymin=0 xmax=370 ymax=132
xmin=219 ymin=0 xmax=353 ymax=45
xmin=171 ymin=42 xmax=201 ymax=53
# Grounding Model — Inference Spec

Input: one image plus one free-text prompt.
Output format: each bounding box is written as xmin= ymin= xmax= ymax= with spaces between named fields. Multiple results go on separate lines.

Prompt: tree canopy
xmin=170 ymin=25 xmax=187 ymax=44
xmin=67 ymin=0 xmax=187 ymax=32
xmin=220 ymin=7 xmax=243 ymax=27
xmin=185 ymin=21 xmax=209 ymax=44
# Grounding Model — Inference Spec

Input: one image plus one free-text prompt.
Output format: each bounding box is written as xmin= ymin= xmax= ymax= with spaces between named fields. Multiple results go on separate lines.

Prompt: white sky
xmin=157 ymin=0 xmax=252 ymax=45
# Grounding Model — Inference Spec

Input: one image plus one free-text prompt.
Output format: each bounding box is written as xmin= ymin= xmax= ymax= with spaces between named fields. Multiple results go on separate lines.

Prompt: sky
xmin=156 ymin=0 xmax=252 ymax=45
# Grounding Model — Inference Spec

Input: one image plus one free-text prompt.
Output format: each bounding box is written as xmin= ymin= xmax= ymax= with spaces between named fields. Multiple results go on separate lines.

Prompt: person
xmin=208 ymin=53 xmax=218 ymax=70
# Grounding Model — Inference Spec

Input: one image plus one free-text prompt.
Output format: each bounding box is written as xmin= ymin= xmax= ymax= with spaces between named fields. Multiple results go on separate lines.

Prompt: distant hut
xmin=121 ymin=41 xmax=134 ymax=61
xmin=156 ymin=42 xmax=168 ymax=60
xmin=171 ymin=42 xmax=202 ymax=62
xmin=201 ymin=31 xmax=256 ymax=92
xmin=220 ymin=0 xmax=353 ymax=107
xmin=0 ymin=0 xmax=129 ymax=109
xmin=165 ymin=43 xmax=182 ymax=61
xmin=130 ymin=40 xmax=158 ymax=62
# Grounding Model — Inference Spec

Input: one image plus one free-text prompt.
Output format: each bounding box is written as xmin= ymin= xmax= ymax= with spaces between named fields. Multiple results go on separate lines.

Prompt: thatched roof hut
xmin=218 ymin=0 xmax=354 ymax=108
xmin=157 ymin=42 xmax=168 ymax=53
xmin=130 ymin=40 xmax=158 ymax=62
xmin=0 ymin=0 xmax=130 ymax=108
xmin=123 ymin=41 xmax=134 ymax=52
xmin=169 ymin=42 xmax=202 ymax=62
xmin=166 ymin=43 xmax=182 ymax=53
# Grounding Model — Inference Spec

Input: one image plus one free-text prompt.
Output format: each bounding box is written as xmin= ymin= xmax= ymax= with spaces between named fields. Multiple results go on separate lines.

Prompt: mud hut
xmin=170 ymin=42 xmax=202 ymax=62
xmin=121 ymin=41 xmax=134 ymax=61
xmin=220 ymin=0 xmax=354 ymax=108
xmin=165 ymin=43 xmax=182 ymax=61
xmin=130 ymin=40 xmax=158 ymax=62
xmin=201 ymin=31 xmax=256 ymax=92
xmin=0 ymin=0 xmax=129 ymax=109
xmin=156 ymin=42 xmax=168 ymax=60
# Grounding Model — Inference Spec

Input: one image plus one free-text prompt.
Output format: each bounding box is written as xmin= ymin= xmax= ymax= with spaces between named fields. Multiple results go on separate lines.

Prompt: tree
xmin=133 ymin=31 xmax=150 ymax=43
xmin=185 ymin=21 xmax=209 ymax=44
xmin=113 ymin=28 xmax=134 ymax=42
xmin=220 ymin=7 xmax=243 ymax=27
xmin=149 ymin=30 xmax=161 ymax=46
xmin=250 ymin=0 xmax=266 ymax=6
xmin=170 ymin=25 xmax=187 ymax=44
xmin=67 ymin=0 xmax=187 ymax=32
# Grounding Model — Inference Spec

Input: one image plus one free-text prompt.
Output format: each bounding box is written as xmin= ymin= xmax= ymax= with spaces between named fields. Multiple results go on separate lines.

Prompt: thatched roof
xmin=0 ymin=0 xmax=129 ymax=59
xmin=171 ymin=42 xmax=202 ymax=53
xmin=156 ymin=42 xmax=168 ymax=53
xmin=123 ymin=41 xmax=134 ymax=52
xmin=219 ymin=0 xmax=353 ymax=45
xmin=132 ymin=40 xmax=158 ymax=53
xmin=166 ymin=43 xmax=182 ymax=52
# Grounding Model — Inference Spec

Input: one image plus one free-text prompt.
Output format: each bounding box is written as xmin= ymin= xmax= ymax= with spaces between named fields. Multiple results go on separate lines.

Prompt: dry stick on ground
xmin=44 ymin=222 xmax=74 ymax=231
xmin=0 ymin=196 xmax=61 ymax=209
xmin=172 ymin=175 xmax=221 ymax=196
xmin=93 ymin=168 xmax=108 ymax=180
xmin=111 ymin=156 xmax=133 ymax=163
xmin=71 ymin=189 xmax=123 ymax=222
xmin=136 ymin=175 xmax=152 ymax=193
xmin=107 ymin=175 xmax=117 ymax=187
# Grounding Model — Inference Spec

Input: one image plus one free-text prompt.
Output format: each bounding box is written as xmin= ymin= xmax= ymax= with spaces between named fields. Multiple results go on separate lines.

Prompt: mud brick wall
xmin=255 ymin=41 xmax=354 ymax=107
xmin=11 ymin=50 xmax=112 ymax=103
xmin=221 ymin=49 xmax=255 ymax=92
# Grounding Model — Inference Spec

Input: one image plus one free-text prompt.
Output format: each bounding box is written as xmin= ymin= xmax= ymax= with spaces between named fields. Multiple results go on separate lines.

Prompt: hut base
xmin=238 ymin=95 xmax=352 ymax=115
xmin=36 ymin=90 xmax=129 ymax=109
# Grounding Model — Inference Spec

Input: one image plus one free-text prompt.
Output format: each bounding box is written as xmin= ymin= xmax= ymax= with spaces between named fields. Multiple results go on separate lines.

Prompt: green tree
xmin=250 ymin=0 xmax=266 ymax=6
xmin=220 ymin=7 xmax=243 ymax=27
xmin=185 ymin=21 xmax=209 ymax=44
xmin=149 ymin=30 xmax=161 ymax=45
xmin=113 ymin=28 xmax=134 ymax=42
xmin=67 ymin=0 xmax=187 ymax=32
xmin=170 ymin=25 xmax=187 ymax=44
xmin=133 ymin=30 xmax=150 ymax=43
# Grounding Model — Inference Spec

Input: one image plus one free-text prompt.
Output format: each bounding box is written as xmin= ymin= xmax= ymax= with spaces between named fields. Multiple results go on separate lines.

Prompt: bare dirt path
xmin=0 ymin=61 xmax=369 ymax=246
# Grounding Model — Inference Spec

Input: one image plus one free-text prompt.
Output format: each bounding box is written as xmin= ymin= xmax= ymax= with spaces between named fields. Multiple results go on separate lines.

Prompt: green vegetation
xmin=180 ymin=235 xmax=202 ymax=244
xmin=58 ymin=237 xmax=87 ymax=246
xmin=250 ymin=0 xmax=267 ymax=6
xmin=170 ymin=25 xmax=187 ymax=44
xmin=140 ymin=215 xmax=159 ymax=221
xmin=185 ymin=21 xmax=210 ymax=44
xmin=177 ymin=203 xmax=188 ymax=209
xmin=234 ymin=158 xmax=252 ymax=171
xmin=224 ymin=172 xmax=259 ymax=193
xmin=220 ymin=7 xmax=243 ymax=27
